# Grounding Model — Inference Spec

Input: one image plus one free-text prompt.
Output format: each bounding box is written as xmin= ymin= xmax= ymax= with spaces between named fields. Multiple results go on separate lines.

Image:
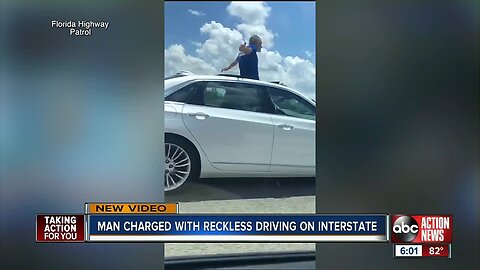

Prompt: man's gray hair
xmin=249 ymin=35 xmax=262 ymax=45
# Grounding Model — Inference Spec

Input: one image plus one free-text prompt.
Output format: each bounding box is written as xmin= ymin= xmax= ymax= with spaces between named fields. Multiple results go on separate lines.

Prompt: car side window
xmin=202 ymin=81 xmax=272 ymax=113
xmin=267 ymin=87 xmax=316 ymax=120
xmin=165 ymin=82 xmax=201 ymax=103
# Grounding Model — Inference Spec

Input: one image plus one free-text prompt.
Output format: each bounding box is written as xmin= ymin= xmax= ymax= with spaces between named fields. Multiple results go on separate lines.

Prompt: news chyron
xmin=391 ymin=214 xmax=452 ymax=258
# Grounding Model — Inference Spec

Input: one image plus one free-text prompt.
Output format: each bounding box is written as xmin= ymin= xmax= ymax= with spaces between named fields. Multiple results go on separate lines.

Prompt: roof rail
xmin=165 ymin=74 xmax=185 ymax=80
xmin=216 ymin=73 xmax=243 ymax=78
xmin=165 ymin=70 xmax=196 ymax=80
xmin=269 ymin=81 xmax=288 ymax=86
xmin=177 ymin=70 xmax=195 ymax=75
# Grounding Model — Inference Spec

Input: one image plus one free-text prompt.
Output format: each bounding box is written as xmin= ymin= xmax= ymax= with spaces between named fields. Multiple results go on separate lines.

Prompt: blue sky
xmin=164 ymin=1 xmax=316 ymax=98
xmin=165 ymin=1 xmax=315 ymax=61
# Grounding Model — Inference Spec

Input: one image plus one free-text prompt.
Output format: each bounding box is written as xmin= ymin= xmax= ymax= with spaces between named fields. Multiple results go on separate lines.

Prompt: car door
xmin=267 ymin=86 xmax=316 ymax=174
xmin=182 ymin=81 xmax=274 ymax=172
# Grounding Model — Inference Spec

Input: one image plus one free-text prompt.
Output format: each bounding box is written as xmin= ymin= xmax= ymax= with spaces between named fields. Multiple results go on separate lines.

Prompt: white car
xmin=164 ymin=73 xmax=315 ymax=191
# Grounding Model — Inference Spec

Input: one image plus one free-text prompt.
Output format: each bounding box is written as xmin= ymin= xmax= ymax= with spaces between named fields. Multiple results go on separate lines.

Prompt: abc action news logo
xmin=391 ymin=215 xmax=452 ymax=243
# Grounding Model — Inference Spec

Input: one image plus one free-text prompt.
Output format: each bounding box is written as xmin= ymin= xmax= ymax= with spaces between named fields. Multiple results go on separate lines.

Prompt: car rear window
xmin=165 ymin=82 xmax=201 ymax=103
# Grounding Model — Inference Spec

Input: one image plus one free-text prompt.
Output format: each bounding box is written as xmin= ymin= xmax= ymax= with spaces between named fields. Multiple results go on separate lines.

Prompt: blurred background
xmin=0 ymin=0 xmax=165 ymax=269
xmin=316 ymin=0 xmax=478 ymax=269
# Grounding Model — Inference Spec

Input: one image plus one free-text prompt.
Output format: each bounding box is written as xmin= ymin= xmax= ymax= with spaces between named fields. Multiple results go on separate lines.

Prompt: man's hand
xmin=239 ymin=42 xmax=252 ymax=54
xmin=239 ymin=42 xmax=247 ymax=51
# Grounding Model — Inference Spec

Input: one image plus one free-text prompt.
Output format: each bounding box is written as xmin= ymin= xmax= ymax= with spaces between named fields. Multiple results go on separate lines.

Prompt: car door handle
xmin=278 ymin=124 xmax=294 ymax=130
xmin=188 ymin=112 xmax=210 ymax=120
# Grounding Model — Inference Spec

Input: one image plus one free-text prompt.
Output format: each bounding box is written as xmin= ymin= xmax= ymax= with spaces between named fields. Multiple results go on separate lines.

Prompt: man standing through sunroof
xmin=221 ymin=35 xmax=262 ymax=80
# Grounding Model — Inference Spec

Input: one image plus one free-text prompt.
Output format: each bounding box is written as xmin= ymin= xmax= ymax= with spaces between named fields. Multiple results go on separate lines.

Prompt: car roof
xmin=166 ymin=74 xmax=313 ymax=103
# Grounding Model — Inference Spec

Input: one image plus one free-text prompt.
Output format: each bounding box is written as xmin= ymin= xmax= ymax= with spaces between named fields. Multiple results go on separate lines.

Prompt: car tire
xmin=164 ymin=135 xmax=200 ymax=192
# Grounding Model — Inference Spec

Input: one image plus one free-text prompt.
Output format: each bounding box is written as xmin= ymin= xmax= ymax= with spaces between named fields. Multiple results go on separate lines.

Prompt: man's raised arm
xmin=221 ymin=59 xmax=238 ymax=72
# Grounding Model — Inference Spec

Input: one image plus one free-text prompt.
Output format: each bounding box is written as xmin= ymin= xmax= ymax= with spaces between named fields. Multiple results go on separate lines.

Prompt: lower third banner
xmin=86 ymin=214 xmax=388 ymax=242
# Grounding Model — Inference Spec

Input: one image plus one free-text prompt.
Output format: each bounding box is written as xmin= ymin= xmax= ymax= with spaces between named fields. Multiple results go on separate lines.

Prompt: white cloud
xmin=188 ymin=9 xmax=205 ymax=16
xmin=196 ymin=21 xmax=245 ymax=70
xmin=164 ymin=44 xmax=216 ymax=76
xmin=283 ymin=56 xmax=316 ymax=98
xmin=257 ymin=50 xmax=316 ymax=98
xmin=236 ymin=23 xmax=275 ymax=48
xmin=226 ymin=2 xmax=275 ymax=48
xmin=189 ymin=40 xmax=202 ymax=47
xmin=305 ymin=50 xmax=313 ymax=58
xmin=227 ymin=1 xmax=271 ymax=25
xmin=165 ymin=2 xmax=315 ymax=98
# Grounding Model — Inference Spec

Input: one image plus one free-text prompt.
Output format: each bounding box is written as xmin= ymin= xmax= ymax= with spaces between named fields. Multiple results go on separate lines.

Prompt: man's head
xmin=249 ymin=35 xmax=262 ymax=52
